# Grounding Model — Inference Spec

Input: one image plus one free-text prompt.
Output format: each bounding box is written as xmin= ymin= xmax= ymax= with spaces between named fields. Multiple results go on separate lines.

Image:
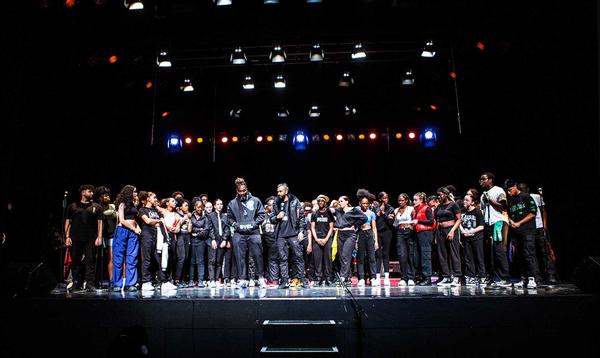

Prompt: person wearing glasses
xmin=479 ymin=172 xmax=512 ymax=288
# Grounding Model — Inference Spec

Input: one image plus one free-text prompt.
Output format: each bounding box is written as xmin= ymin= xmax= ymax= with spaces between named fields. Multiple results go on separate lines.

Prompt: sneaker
xmin=547 ymin=276 xmax=558 ymax=285
xmin=513 ymin=279 xmax=525 ymax=288
xmin=85 ymin=285 xmax=97 ymax=292
xmin=526 ymin=277 xmax=537 ymax=289
xmin=407 ymin=279 xmax=416 ymax=286
xmin=372 ymin=278 xmax=380 ymax=287
xmin=112 ymin=285 xmax=122 ymax=292
xmin=278 ymin=281 xmax=290 ymax=289
xmin=324 ymin=281 xmax=333 ymax=287
xmin=465 ymin=277 xmax=478 ymax=287
xmin=237 ymin=280 xmax=248 ymax=289
xmin=301 ymin=279 xmax=310 ymax=288
xmin=478 ymin=277 xmax=487 ymax=287
xmin=125 ymin=286 xmax=138 ymax=292
xmin=141 ymin=282 xmax=155 ymax=291
xmin=290 ymin=278 xmax=300 ymax=288
xmin=224 ymin=278 xmax=231 ymax=287
xmin=198 ymin=281 xmax=206 ymax=288
xmin=398 ymin=280 xmax=407 ymax=287
xmin=450 ymin=277 xmax=461 ymax=287
xmin=418 ymin=278 xmax=432 ymax=286
xmin=495 ymin=280 xmax=512 ymax=288
xmin=437 ymin=277 xmax=453 ymax=287
xmin=258 ymin=278 xmax=267 ymax=288
xmin=161 ymin=281 xmax=178 ymax=291
xmin=383 ymin=278 xmax=391 ymax=287
xmin=209 ymin=281 xmax=216 ymax=288
xmin=357 ymin=279 xmax=366 ymax=287
xmin=248 ymin=279 xmax=256 ymax=287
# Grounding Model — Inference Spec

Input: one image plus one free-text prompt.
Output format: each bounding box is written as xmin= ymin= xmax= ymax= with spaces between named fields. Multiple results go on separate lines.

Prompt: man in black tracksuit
xmin=227 ymin=180 xmax=266 ymax=289
xmin=271 ymin=183 xmax=306 ymax=288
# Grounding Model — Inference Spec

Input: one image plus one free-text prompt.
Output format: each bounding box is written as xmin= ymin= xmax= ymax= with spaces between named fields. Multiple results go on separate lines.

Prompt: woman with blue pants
xmin=112 ymin=185 xmax=141 ymax=292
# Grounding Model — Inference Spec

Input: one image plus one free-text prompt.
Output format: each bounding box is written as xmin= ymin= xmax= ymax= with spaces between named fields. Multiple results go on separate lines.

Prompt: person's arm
xmin=95 ymin=220 xmax=103 ymax=247
xmin=141 ymin=213 xmax=161 ymax=226
xmin=512 ymin=197 xmax=537 ymax=228
xmin=65 ymin=218 xmax=72 ymax=247
xmin=417 ymin=208 xmax=434 ymax=226
xmin=447 ymin=206 xmax=461 ymax=240
xmin=541 ymin=206 xmax=548 ymax=230
xmin=226 ymin=203 xmax=238 ymax=230
xmin=371 ymin=216 xmax=379 ymax=249
xmin=254 ymin=200 xmax=266 ymax=230
xmin=310 ymin=221 xmax=320 ymax=245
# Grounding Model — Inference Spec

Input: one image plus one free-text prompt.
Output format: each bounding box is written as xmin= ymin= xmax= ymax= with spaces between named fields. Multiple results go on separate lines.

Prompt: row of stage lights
xmin=125 ymin=1 xmax=337 ymax=11
xmin=167 ymin=129 xmax=438 ymax=151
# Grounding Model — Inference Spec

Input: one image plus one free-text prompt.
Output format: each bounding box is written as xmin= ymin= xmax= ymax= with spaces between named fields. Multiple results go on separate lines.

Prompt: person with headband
xmin=435 ymin=186 xmax=462 ymax=287
xmin=311 ymin=194 xmax=335 ymax=286
xmin=227 ymin=178 xmax=266 ymax=289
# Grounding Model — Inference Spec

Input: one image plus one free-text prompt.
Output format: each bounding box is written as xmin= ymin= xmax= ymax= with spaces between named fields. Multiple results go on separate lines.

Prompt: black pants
xmin=312 ymin=237 xmax=333 ymax=282
xmin=375 ymin=229 xmax=393 ymax=274
xmin=189 ymin=239 xmax=206 ymax=282
xmin=264 ymin=240 xmax=280 ymax=282
xmin=357 ymin=230 xmax=377 ymax=280
xmin=338 ymin=232 xmax=356 ymax=280
xmin=300 ymin=237 xmax=314 ymax=281
xmin=484 ymin=224 xmax=510 ymax=281
xmin=278 ymin=234 xmax=305 ymax=281
xmin=437 ymin=226 xmax=462 ymax=278
xmin=71 ymin=239 xmax=97 ymax=286
xmin=396 ymin=229 xmax=416 ymax=280
xmin=463 ymin=238 xmax=486 ymax=278
xmin=141 ymin=235 xmax=157 ymax=284
xmin=223 ymin=244 xmax=238 ymax=280
xmin=512 ymin=230 xmax=538 ymax=278
xmin=534 ymin=228 xmax=556 ymax=279
xmin=207 ymin=243 xmax=225 ymax=282
xmin=233 ymin=233 xmax=263 ymax=281
xmin=416 ymin=230 xmax=433 ymax=279
xmin=171 ymin=233 xmax=190 ymax=282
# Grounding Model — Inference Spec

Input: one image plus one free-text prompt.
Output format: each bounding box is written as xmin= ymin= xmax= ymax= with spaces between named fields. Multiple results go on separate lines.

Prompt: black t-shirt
xmin=311 ymin=209 xmax=334 ymax=238
xmin=435 ymin=202 xmax=461 ymax=223
xmin=508 ymin=192 xmax=537 ymax=233
xmin=101 ymin=203 xmax=117 ymax=239
xmin=67 ymin=202 xmax=103 ymax=241
xmin=138 ymin=207 xmax=160 ymax=240
xmin=278 ymin=201 xmax=297 ymax=238
xmin=461 ymin=207 xmax=484 ymax=241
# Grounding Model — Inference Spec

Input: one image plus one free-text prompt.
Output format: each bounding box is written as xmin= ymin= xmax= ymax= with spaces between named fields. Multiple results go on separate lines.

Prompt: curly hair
xmin=356 ymin=189 xmax=375 ymax=203
xmin=115 ymin=185 xmax=136 ymax=209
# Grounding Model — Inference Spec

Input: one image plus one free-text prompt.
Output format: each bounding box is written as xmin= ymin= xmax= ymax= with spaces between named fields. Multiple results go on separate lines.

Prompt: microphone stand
xmin=61 ymin=191 xmax=68 ymax=284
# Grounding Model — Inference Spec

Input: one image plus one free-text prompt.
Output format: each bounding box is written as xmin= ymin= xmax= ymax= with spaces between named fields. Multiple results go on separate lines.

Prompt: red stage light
xmin=145 ymin=81 xmax=153 ymax=89
xmin=184 ymin=137 xmax=192 ymax=144
xmin=335 ymin=134 xmax=343 ymax=141
xmin=476 ymin=41 xmax=485 ymax=51
xmin=368 ymin=132 xmax=377 ymax=140
xmin=221 ymin=136 xmax=229 ymax=143
xmin=449 ymin=71 xmax=457 ymax=79
xmin=408 ymin=132 xmax=416 ymax=139
xmin=108 ymin=55 xmax=118 ymax=64
xmin=430 ymin=104 xmax=438 ymax=111
xmin=161 ymin=111 xmax=169 ymax=118
xmin=65 ymin=0 xmax=76 ymax=8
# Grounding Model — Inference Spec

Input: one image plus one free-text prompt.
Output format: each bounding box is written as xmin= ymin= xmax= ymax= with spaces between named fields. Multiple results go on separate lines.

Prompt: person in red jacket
xmin=413 ymin=192 xmax=436 ymax=286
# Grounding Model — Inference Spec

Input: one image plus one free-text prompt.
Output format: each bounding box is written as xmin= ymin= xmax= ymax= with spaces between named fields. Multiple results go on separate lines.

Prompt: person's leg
xmin=313 ymin=241 xmax=324 ymax=282
xmin=223 ymin=247 xmax=232 ymax=280
xmin=396 ymin=230 xmax=409 ymax=281
xmin=406 ymin=231 xmax=416 ymax=280
xmin=521 ymin=232 xmax=538 ymax=279
xmin=380 ymin=230 xmax=392 ymax=274
xmin=449 ymin=232 xmax=462 ymax=278
xmin=112 ymin=227 xmax=126 ymax=288
xmin=124 ymin=230 xmax=139 ymax=287
xmin=248 ymin=234 xmax=264 ymax=278
xmin=267 ymin=242 xmax=280 ymax=282
xmin=141 ymin=237 xmax=154 ymax=284
xmin=277 ymin=235 xmax=290 ymax=283
xmin=233 ymin=233 xmax=248 ymax=281
xmin=340 ymin=235 xmax=356 ymax=280
xmin=356 ymin=232 xmax=367 ymax=280
xmin=324 ymin=238 xmax=333 ymax=282
xmin=84 ymin=239 xmax=97 ymax=287
xmin=216 ymin=247 xmax=226 ymax=283
xmin=473 ymin=239 xmax=486 ymax=279
xmin=418 ymin=231 xmax=433 ymax=280
xmin=464 ymin=239 xmax=476 ymax=278
xmin=366 ymin=232 xmax=377 ymax=282
xmin=289 ymin=236 xmax=305 ymax=280
xmin=437 ymin=228 xmax=451 ymax=279
xmin=493 ymin=242 xmax=510 ymax=281
xmin=197 ymin=241 xmax=206 ymax=283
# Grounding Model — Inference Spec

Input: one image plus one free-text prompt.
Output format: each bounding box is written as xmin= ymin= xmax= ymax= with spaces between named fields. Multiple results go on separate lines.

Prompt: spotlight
xmin=395 ymin=133 xmax=402 ymax=139
xmin=347 ymin=134 xmax=356 ymax=141
xmin=430 ymin=104 xmax=437 ymax=111
xmin=242 ymin=75 xmax=254 ymax=90
xmin=424 ymin=130 xmax=434 ymax=140
xmin=256 ymin=136 xmax=264 ymax=142
xmin=269 ymin=46 xmax=286 ymax=63
xmin=156 ymin=50 xmax=172 ymax=68
xmin=221 ymin=136 xmax=229 ymax=143
xmin=184 ymin=137 xmax=192 ymax=144
xmin=322 ymin=134 xmax=330 ymax=141
xmin=420 ymin=128 xmax=437 ymax=148
xmin=368 ymin=132 xmax=377 ymax=140
xmin=108 ymin=55 xmax=118 ymax=64
xmin=351 ymin=43 xmax=366 ymax=59
xmin=408 ymin=131 xmax=417 ymax=139
xmin=278 ymin=134 xmax=288 ymax=142
xmin=358 ymin=134 xmax=365 ymax=140
xmin=344 ymin=105 xmax=357 ymax=116
xmin=230 ymin=108 xmax=242 ymax=118
xmin=339 ymin=72 xmax=354 ymax=87
xmin=196 ymin=137 xmax=204 ymax=144
xmin=264 ymin=0 xmax=279 ymax=4
xmin=311 ymin=134 xmax=321 ymax=142
xmin=274 ymin=74 xmax=286 ymax=89
xmin=266 ymin=135 xmax=273 ymax=142
xmin=308 ymin=105 xmax=320 ymax=118
xmin=181 ymin=78 xmax=194 ymax=92
xmin=167 ymin=134 xmax=182 ymax=151
xmin=232 ymin=136 xmax=239 ymax=143
xmin=310 ymin=43 xmax=324 ymax=62
xmin=402 ymin=70 xmax=414 ymax=86
xmin=335 ymin=134 xmax=343 ymax=141
xmin=230 ymin=47 xmax=247 ymax=64
xmin=145 ymin=81 xmax=153 ymax=89
xmin=421 ymin=40 xmax=436 ymax=58
xmin=214 ymin=0 xmax=232 ymax=5
xmin=293 ymin=131 xmax=309 ymax=151
xmin=476 ymin=41 xmax=485 ymax=51
xmin=277 ymin=107 xmax=289 ymax=118
xmin=124 ymin=0 xmax=144 ymax=10
xmin=161 ymin=111 xmax=170 ymax=118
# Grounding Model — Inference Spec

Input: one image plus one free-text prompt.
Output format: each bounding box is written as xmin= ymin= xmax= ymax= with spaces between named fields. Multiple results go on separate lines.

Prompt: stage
xmin=1 ymin=281 xmax=599 ymax=357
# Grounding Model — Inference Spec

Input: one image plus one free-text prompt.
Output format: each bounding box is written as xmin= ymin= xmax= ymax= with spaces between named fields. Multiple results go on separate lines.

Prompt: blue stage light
xmin=293 ymin=130 xmax=309 ymax=150
xmin=420 ymin=128 xmax=437 ymax=148
xmin=167 ymin=135 xmax=182 ymax=152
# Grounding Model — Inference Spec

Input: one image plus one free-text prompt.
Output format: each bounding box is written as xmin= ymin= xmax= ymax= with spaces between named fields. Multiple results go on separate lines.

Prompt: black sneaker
xmin=418 ymin=278 xmax=432 ymax=286
xmin=125 ymin=286 xmax=138 ymax=292
xmin=278 ymin=281 xmax=290 ymax=289
xmin=198 ymin=281 xmax=205 ymax=288
xmin=86 ymin=285 xmax=97 ymax=292
xmin=547 ymin=276 xmax=558 ymax=285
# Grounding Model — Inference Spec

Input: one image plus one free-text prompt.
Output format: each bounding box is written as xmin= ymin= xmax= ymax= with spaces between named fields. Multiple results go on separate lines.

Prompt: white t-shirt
xmin=394 ymin=206 xmax=415 ymax=226
xmin=481 ymin=186 xmax=508 ymax=225
xmin=530 ymin=193 xmax=545 ymax=229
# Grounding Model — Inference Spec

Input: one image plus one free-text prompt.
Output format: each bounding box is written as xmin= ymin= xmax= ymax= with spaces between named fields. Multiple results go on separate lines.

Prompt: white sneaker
xmin=526 ymin=277 xmax=537 ymax=289
xmin=513 ymin=279 xmax=525 ymax=288
xmin=258 ymin=278 xmax=267 ymax=288
xmin=450 ymin=277 xmax=461 ymax=287
xmin=479 ymin=277 xmax=487 ymax=287
xmin=437 ymin=277 xmax=452 ymax=287
xmin=161 ymin=282 xmax=177 ymax=291
xmin=248 ymin=279 xmax=256 ymax=287
xmin=383 ymin=278 xmax=391 ymax=287
xmin=209 ymin=281 xmax=216 ymax=288
xmin=398 ymin=280 xmax=407 ymax=287
xmin=465 ymin=277 xmax=478 ymax=287
xmin=141 ymin=282 xmax=155 ymax=291
xmin=407 ymin=279 xmax=416 ymax=286
xmin=372 ymin=278 xmax=380 ymax=287
xmin=357 ymin=279 xmax=366 ymax=287
xmin=237 ymin=280 xmax=248 ymax=289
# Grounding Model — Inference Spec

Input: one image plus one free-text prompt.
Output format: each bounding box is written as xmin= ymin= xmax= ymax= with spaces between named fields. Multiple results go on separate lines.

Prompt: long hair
xmin=398 ymin=193 xmax=411 ymax=206
xmin=115 ymin=185 xmax=136 ymax=209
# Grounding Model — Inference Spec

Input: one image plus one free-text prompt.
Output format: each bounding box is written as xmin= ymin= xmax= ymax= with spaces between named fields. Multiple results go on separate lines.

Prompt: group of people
xmin=63 ymin=172 xmax=557 ymax=293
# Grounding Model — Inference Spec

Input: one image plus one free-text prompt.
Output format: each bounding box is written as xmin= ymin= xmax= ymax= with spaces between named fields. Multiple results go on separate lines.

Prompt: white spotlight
xmin=269 ymin=46 xmax=286 ymax=63
xmin=274 ymin=74 xmax=286 ymax=89
xmin=421 ymin=41 xmax=436 ymax=58
xmin=351 ymin=43 xmax=366 ymax=59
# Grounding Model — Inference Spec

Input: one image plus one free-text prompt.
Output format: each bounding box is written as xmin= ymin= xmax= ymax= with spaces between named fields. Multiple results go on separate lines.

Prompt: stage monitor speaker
xmin=573 ymin=256 xmax=600 ymax=293
xmin=0 ymin=261 xmax=57 ymax=297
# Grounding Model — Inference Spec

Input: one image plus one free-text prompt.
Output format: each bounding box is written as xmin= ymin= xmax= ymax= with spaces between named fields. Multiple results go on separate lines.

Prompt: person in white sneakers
xmin=356 ymin=189 xmax=379 ymax=287
xmin=459 ymin=194 xmax=486 ymax=287
xmin=393 ymin=193 xmax=416 ymax=287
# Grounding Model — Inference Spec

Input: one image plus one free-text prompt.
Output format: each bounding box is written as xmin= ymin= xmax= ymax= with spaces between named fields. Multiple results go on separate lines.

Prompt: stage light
xmin=264 ymin=0 xmax=279 ymax=4
xmin=402 ymin=70 xmax=414 ymax=85
xmin=449 ymin=71 xmax=457 ymax=79
xmin=65 ymin=0 xmax=76 ymax=8
xmin=335 ymin=134 xmax=343 ymax=141
xmin=161 ymin=111 xmax=170 ymax=118
xmin=323 ymin=134 xmax=330 ymax=141
xmin=230 ymin=108 xmax=242 ymax=119
xmin=256 ymin=136 xmax=264 ymax=142
xmin=351 ymin=43 xmax=366 ymax=59
xmin=145 ymin=81 xmax=153 ymax=89
xmin=167 ymin=135 xmax=182 ymax=151
xmin=395 ymin=133 xmax=402 ymax=139
xmin=430 ymin=104 xmax=437 ymax=111
xmin=306 ymin=0 xmax=322 ymax=3
xmin=347 ymin=134 xmax=356 ymax=141
xmin=124 ymin=0 xmax=144 ymax=10
xmin=156 ymin=50 xmax=172 ymax=68
xmin=277 ymin=107 xmax=289 ymax=118
xmin=221 ymin=136 xmax=229 ymax=143
xmin=309 ymin=105 xmax=320 ymax=118
xmin=421 ymin=40 xmax=436 ymax=58
xmin=278 ymin=134 xmax=287 ymax=142
xmin=420 ymin=128 xmax=437 ymax=148
xmin=184 ymin=137 xmax=192 ymax=144
xmin=108 ymin=55 xmax=118 ymax=64
xmin=424 ymin=130 xmax=434 ymax=140
xmin=214 ymin=0 xmax=232 ymax=5
xmin=266 ymin=135 xmax=273 ymax=142
xmin=181 ymin=78 xmax=194 ymax=92
xmin=232 ymin=136 xmax=239 ymax=143
xmin=369 ymin=132 xmax=377 ymax=140
xmin=196 ymin=137 xmax=204 ymax=144
xmin=270 ymin=46 xmax=286 ymax=63
xmin=311 ymin=134 xmax=321 ymax=142
xmin=293 ymin=130 xmax=308 ymax=150
xmin=310 ymin=43 xmax=324 ymax=62
xmin=408 ymin=131 xmax=416 ymax=139
xmin=344 ymin=105 xmax=357 ymax=116
xmin=476 ymin=41 xmax=485 ymax=51
xmin=274 ymin=74 xmax=286 ymax=89
xmin=242 ymin=75 xmax=254 ymax=90
xmin=358 ymin=134 xmax=366 ymax=140
xmin=339 ymin=72 xmax=354 ymax=87
xmin=230 ymin=47 xmax=247 ymax=64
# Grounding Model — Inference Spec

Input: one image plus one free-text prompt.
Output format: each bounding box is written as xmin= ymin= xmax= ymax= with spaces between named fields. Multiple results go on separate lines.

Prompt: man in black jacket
xmin=271 ymin=183 xmax=306 ymax=289
xmin=227 ymin=178 xmax=266 ymax=289
xmin=207 ymin=199 xmax=231 ymax=288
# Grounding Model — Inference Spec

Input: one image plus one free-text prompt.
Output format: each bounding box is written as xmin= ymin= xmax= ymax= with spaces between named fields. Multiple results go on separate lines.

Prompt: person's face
xmin=276 ymin=186 xmax=288 ymax=198
xmin=506 ymin=186 xmax=518 ymax=197
xmin=82 ymin=189 xmax=94 ymax=201
xmin=237 ymin=186 xmax=248 ymax=198
xmin=180 ymin=202 xmax=189 ymax=213
xmin=194 ymin=202 xmax=203 ymax=214
xmin=317 ymin=198 xmax=326 ymax=210
xmin=338 ymin=197 xmax=347 ymax=208
xmin=360 ymin=198 xmax=370 ymax=211
xmin=148 ymin=194 xmax=156 ymax=207
xmin=204 ymin=202 xmax=213 ymax=213
xmin=413 ymin=195 xmax=422 ymax=206
xmin=304 ymin=206 xmax=312 ymax=215
xmin=168 ymin=198 xmax=176 ymax=209
xmin=479 ymin=175 xmax=492 ymax=189
xmin=381 ymin=194 xmax=389 ymax=205
xmin=437 ymin=192 xmax=447 ymax=202
xmin=215 ymin=200 xmax=223 ymax=212
xmin=463 ymin=195 xmax=473 ymax=209
xmin=398 ymin=196 xmax=408 ymax=208
xmin=265 ymin=199 xmax=274 ymax=213
xmin=100 ymin=193 xmax=110 ymax=204
xmin=428 ymin=200 xmax=437 ymax=208
xmin=201 ymin=196 xmax=208 ymax=204
xmin=151 ymin=196 xmax=159 ymax=207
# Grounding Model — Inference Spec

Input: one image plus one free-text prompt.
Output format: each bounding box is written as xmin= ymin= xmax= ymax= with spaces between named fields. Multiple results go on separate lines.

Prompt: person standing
xmin=374 ymin=192 xmax=395 ymax=287
xmin=435 ymin=187 xmax=462 ymax=287
xmin=393 ymin=193 xmax=416 ymax=287
xmin=190 ymin=200 xmax=210 ymax=287
xmin=112 ymin=185 xmax=141 ymax=292
xmin=65 ymin=185 xmax=103 ymax=291
xmin=311 ymin=195 xmax=335 ymax=286
xmin=260 ymin=197 xmax=279 ymax=285
xmin=227 ymin=178 xmax=266 ymax=289
xmin=207 ymin=199 xmax=230 ymax=288
xmin=138 ymin=192 xmax=164 ymax=291
xmin=479 ymin=172 xmax=512 ymax=288
xmin=412 ymin=192 xmax=435 ymax=286
xmin=356 ymin=189 xmax=379 ymax=287
xmin=95 ymin=186 xmax=117 ymax=288
xmin=459 ymin=194 xmax=486 ymax=286
xmin=333 ymin=196 xmax=367 ymax=285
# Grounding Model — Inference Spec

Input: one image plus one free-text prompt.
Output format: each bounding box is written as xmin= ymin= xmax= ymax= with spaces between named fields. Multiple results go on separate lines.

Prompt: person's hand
xmin=226 ymin=241 xmax=231 ymax=249
xmin=211 ymin=240 xmax=217 ymax=250
xmin=66 ymin=237 xmax=72 ymax=247
xmin=387 ymin=213 xmax=395 ymax=220
xmin=511 ymin=221 xmax=521 ymax=229
xmin=447 ymin=230 xmax=455 ymax=241
xmin=95 ymin=237 xmax=102 ymax=247
xmin=307 ymin=244 xmax=312 ymax=254
xmin=277 ymin=212 xmax=285 ymax=220
xmin=220 ymin=240 xmax=227 ymax=249
xmin=374 ymin=240 xmax=379 ymax=251
xmin=135 ymin=227 xmax=142 ymax=235
xmin=298 ymin=232 xmax=304 ymax=242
